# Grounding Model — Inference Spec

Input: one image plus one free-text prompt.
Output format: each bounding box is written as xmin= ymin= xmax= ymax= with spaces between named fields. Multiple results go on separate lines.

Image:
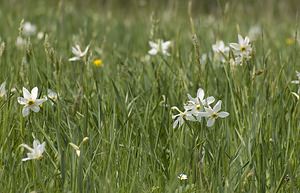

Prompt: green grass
xmin=1 ymin=0 xmax=300 ymax=192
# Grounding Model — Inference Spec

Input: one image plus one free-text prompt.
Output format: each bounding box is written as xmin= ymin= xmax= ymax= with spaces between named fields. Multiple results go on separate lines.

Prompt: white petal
xmin=22 ymin=87 xmax=31 ymax=99
xmin=72 ymin=46 xmax=80 ymax=56
xmin=203 ymin=96 xmax=215 ymax=105
xmin=69 ymin=57 xmax=80 ymax=61
xmin=82 ymin=45 xmax=90 ymax=56
xmin=22 ymin=107 xmax=30 ymax=117
xmin=149 ymin=41 xmax=158 ymax=49
xmin=148 ymin=48 xmax=158 ymax=55
xmin=238 ymin=34 xmax=244 ymax=44
xmin=35 ymin=98 xmax=47 ymax=105
xmin=17 ymin=97 xmax=27 ymax=105
xmin=22 ymin=157 xmax=31 ymax=161
xmin=31 ymin=87 xmax=38 ymax=100
xmin=218 ymin=111 xmax=229 ymax=118
xmin=33 ymin=139 xmax=41 ymax=149
xmin=291 ymin=80 xmax=300 ymax=84
xmin=207 ymin=118 xmax=215 ymax=127
xmin=197 ymin=88 xmax=205 ymax=100
xmin=229 ymin=43 xmax=240 ymax=50
xmin=173 ymin=119 xmax=179 ymax=128
xmin=30 ymin=105 xmax=40 ymax=112
xmin=20 ymin=144 xmax=34 ymax=152
xmin=204 ymin=107 xmax=214 ymax=115
xmin=198 ymin=111 xmax=210 ymax=117
xmin=162 ymin=41 xmax=171 ymax=50
xmin=213 ymin=100 xmax=222 ymax=112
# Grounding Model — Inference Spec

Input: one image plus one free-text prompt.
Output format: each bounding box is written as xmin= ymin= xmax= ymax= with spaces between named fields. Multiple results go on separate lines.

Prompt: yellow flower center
xmin=241 ymin=46 xmax=246 ymax=52
xmin=28 ymin=100 xmax=34 ymax=105
xmin=211 ymin=113 xmax=218 ymax=118
xmin=93 ymin=59 xmax=103 ymax=67
xmin=196 ymin=104 xmax=201 ymax=110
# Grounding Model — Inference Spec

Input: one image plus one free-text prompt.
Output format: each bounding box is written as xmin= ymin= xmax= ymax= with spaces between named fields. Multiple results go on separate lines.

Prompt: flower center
xmin=28 ymin=100 xmax=34 ymax=105
xmin=211 ymin=113 xmax=218 ymax=118
xmin=241 ymin=46 xmax=246 ymax=52
xmin=196 ymin=104 xmax=201 ymax=110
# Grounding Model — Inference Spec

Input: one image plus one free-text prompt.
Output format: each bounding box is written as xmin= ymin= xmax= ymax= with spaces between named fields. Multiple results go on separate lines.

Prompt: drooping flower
xmin=184 ymin=88 xmax=215 ymax=121
xmin=47 ymin=89 xmax=58 ymax=105
xmin=212 ymin=40 xmax=229 ymax=62
xmin=148 ymin=39 xmax=171 ymax=56
xmin=171 ymin=106 xmax=196 ymax=128
xmin=22 ymin=22 xmax=37 ymax=37
xmin=17 ymin=87 xmax=47 ymax=117
xmin=69 ymin=44 xmax=90 ymax=61
xmin=178 ymin=173 xmax=188 ymax=180
xmin=199 ymin=100 xmax=229 ymax=127
xmin=20 ymin=139 xmax=45 ymax=161
xmin=69 ymin=137 xmax=89 ymax=157
xmin=0 ymin=81 xmax=7 ymax=98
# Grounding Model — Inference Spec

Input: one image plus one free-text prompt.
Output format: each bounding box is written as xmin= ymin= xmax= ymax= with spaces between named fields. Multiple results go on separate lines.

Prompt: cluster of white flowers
xmin=15 ymin=21 xmax=44 ymax=49
xmin=171 ymin=88 xmax=229 ymax=128
xmin=211 ymin=34 xmax=253 ymax=66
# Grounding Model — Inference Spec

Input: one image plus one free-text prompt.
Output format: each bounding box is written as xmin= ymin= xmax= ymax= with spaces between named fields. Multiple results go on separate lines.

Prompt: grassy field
xmin=1 ymin=0 xmax=300 ymax=192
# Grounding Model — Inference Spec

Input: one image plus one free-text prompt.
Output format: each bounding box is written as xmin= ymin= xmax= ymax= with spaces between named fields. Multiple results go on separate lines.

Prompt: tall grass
xmin=0 ymin=0 xmax=300 ymax=192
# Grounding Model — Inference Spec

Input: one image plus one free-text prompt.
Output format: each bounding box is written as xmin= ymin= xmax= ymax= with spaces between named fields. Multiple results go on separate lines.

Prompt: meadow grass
xmin=0 ymin=0 xmax=300 ymax=192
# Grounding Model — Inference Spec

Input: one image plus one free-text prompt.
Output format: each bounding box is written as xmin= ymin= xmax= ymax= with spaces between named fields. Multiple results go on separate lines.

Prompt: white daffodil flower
xmin=199 ymin=100 xmax=229 ymax=127
xmin=171 ymin=106 xmax=196 ymax=128
xmin=0 ymin=81 xmax=7 ymax=98
xmin=69 ymin=44 xmax=90 ymax=61
xmin=184 ymin=88 xmax=215 ymax=121
xmin=148 ymin=39 xmax=171 ymax=56
xmin=47 ymin=89 xmax=58 ymax=105
xmin=291 ymin=71 xmax=300 ymax=95
xmin=17 ymin=87 xmax=47 ymax=117
xmin=20 ymin=139 xmax=45 ymax=161
xmin=178 ymin=173 xmax=188 ymax=180
xmin=212 ymin=40 xmax=229 ymax=62
xmin=15 ymin=36 xmax=26 ymax=48
xmin=22 ymin=22 xmax=37 ymax=37
xmin=230 ymin=34 xmax=252 ymax=61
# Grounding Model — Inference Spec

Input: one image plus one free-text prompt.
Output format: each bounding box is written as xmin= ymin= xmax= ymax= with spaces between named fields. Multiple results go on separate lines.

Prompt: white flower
xmin=69 ymin=44 xmax=90 ymax=61
xmin=47 ymin=89 xmax=58 ymax=105
xmin=291 ymin=71 xmax=300 ymax=94
xmin=15 ymin=36 xmax=26 ymax=48
xmin=184 ymin=88 xmax=215 ymax=121
xmin=230 ymin=34 xmax=252 ymax=62
xmin=171 ymin=106 xmax=196 ymax=128
xmin=22 ymin=22 xmax=37 ymax=37
xmin=200 ymin=53 xmax=207 ymax=64
xmin=178 ymin=173 xmax=188 ymax=180
xmin=17 ymin=87 xmax=47 ymax=117
xmin=212 ymin=40 xmax=229 ymax=62
xmin=148 ymin=39 xmax=171 ymax=56
xmin=20 ymin=139 xmax=45 ymax=161
xmin=37 ymin=32 xmax=44 ymax=40
xmin=199 ymin=100 xmax=229 ymax=127
xmin=0 ymin=81 xmax=6 ymax=98
xmin=248 ymin=25 xmax=261 ymax=41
